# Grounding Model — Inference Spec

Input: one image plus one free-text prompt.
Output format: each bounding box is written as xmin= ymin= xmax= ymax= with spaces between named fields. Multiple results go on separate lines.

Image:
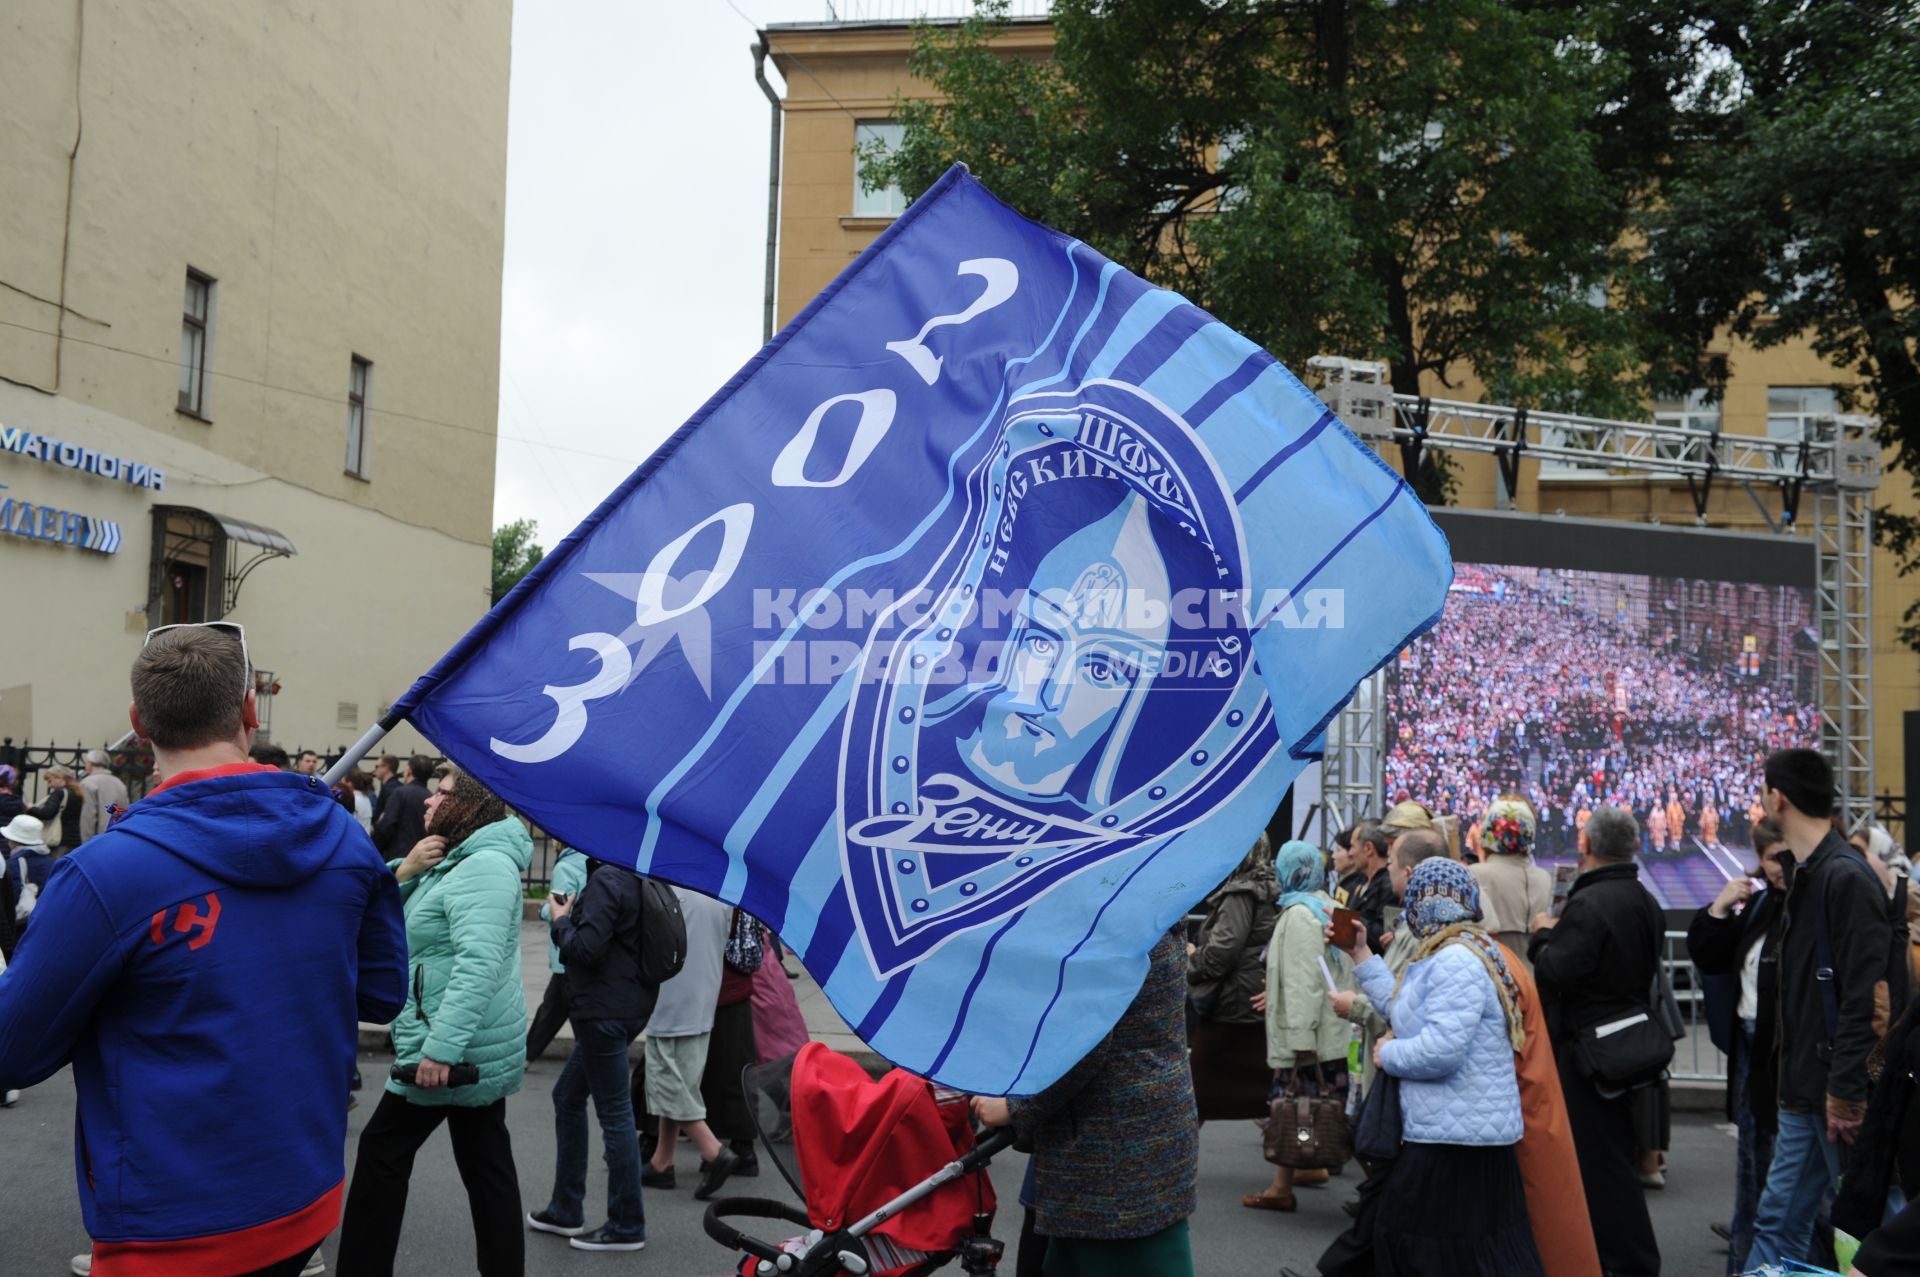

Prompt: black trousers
xmin=1315 ymin=1153 xmax=1393 ymax=1277
xmin=1559 ymin=1057 xmax=1662 ymax=1277
xmin=337 ymin=1091 xmax=525 ymax=1277
xmin=525 ymin=970 xmax=571 ymax=1061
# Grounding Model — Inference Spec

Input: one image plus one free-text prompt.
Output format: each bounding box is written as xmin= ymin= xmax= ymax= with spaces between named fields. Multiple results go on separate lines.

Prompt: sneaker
xmin=299 ymin=1255 xmax=326 ymax=1276
xmin=71 ymin=1256 xmax=91 ymax=1277
xmin=729 ymin=1140 xmax=760 ymax=1178
xmin=528 ymin=1210 xmax=588 ymax=1236
xmin=2 ymin=1089 xmax=18 ymax=1107
xmin=694 ymin=1148 xmax=740 ymax=1201
xmin=1639 ymin=1168 xmax=1666 ymax=1189
xmin=640 ymin=1163 xmax=675 ymax=1190
xmin=569 ymin=1224 xmax=646 ymax=1252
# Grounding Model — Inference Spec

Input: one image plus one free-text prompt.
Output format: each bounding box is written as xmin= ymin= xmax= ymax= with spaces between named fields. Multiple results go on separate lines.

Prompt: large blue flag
xmin=395 ymin=165 xmax=1451 ymax=1093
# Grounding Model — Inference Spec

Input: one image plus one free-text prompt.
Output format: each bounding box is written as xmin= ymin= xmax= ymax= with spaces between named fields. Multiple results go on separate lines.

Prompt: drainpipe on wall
xmin=752 ymin=38 xmax=782 ymax=345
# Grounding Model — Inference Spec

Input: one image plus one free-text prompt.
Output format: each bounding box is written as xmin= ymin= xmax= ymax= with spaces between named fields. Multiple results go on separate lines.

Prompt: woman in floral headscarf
xmin=1331 ymin=858 xmax=1545 ymax=1276
xmin=1469 ymin=794 xmax=1553 ymax=972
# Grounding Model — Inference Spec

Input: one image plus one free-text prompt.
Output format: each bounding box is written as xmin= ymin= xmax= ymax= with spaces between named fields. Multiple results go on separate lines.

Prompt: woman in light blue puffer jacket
xmin=1334 ymin=857 xmax=1545 ymax=1277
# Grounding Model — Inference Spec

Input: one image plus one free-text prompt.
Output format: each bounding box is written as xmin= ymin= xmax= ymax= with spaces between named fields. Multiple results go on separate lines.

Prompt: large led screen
xmin=1383 ymin=511 xmax=1819 ymax=911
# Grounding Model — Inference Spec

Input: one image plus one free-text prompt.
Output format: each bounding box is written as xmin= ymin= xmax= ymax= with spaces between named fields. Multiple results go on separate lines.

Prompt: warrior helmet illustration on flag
xmin=841 ymin=380 xmax=1271 ymax=976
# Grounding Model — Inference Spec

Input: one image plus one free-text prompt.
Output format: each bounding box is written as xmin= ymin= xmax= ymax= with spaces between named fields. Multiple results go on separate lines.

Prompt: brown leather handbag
xmin=1262 ymin=1062 xmax=1353 ymax=1171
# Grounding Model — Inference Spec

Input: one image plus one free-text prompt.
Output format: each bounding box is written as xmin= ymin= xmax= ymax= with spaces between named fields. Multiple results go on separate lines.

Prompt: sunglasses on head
xmin=143 ymin=621 xmax=252 ymax=700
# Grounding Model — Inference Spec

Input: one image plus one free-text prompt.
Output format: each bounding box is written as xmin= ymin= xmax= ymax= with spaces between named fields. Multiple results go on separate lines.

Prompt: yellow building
xmin=0 ymin=0 xmax=511 ymax=754
xmin=763 ymin=12 xmax=1917 ymax=811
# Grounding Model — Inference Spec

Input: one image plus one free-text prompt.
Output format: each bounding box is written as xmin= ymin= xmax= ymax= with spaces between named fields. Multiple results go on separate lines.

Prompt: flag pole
xmin=322 ymin=710 xmax=405 ymax=787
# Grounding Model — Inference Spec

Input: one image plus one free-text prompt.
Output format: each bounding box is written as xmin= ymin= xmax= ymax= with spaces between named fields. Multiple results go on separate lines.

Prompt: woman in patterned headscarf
xmin=1332 ymin=858 xmax=1545 ymax=1276
xmin=1469 ymin=794 xmax=1554 ymax=972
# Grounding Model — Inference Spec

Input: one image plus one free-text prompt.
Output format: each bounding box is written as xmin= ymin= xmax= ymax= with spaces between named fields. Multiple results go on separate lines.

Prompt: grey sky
xmin=492 ymin=0 xmax=829 ymax=547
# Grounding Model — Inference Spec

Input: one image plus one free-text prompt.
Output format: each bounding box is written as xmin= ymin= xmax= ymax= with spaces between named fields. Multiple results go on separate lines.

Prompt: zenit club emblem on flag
xmin=394 ymin=164 xmax=1452 ymax=1094
xmin=840 ymin=379 xmax=1271 ymax=977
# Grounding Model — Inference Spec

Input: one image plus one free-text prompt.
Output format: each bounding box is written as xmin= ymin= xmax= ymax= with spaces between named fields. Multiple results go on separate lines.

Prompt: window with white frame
xmin=853 ymin=121 xmax=907 ymax=218
xmin=1766 ymin=386 xmax=1836 ymax=441
xmin=345 ymin=355 xmax=372 ymax=478
xmin=179 ymin=269 xmax=214 ymax=418
xmin=1653 ymin=390 xmax=1718 ymax=461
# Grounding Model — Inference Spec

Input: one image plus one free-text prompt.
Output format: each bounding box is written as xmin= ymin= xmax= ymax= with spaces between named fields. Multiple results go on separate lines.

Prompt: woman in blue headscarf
xmin=1331 ymin=857 xmax=1544 ymax=1276
xmin=1244 ymin=840 xmax=1353 ymax=1212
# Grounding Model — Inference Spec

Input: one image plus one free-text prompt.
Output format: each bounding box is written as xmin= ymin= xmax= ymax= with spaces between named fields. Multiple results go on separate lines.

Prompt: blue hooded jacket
xmin=0 ymin=763 xmax=407 ymax=1274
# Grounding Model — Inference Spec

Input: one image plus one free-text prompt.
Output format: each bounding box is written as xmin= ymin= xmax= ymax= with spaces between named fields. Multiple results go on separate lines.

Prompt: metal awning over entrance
xmin=149 ymin=505 xmax=298 ymax=620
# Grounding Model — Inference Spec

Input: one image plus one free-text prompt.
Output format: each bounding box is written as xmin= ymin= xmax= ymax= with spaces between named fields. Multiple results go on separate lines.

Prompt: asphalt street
xmin=3 ymin=1052 xmax=1736 ymax=1276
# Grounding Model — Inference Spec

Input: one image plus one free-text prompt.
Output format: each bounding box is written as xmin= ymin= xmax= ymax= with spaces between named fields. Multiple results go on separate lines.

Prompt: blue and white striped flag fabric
xmin=393 ymin=165 xmax=1451 ymax=1093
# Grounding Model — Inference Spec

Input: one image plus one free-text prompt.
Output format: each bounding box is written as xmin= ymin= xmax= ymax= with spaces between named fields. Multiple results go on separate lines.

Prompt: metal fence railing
xmin=1663 ymin=929 xmax=1727 ymax=1083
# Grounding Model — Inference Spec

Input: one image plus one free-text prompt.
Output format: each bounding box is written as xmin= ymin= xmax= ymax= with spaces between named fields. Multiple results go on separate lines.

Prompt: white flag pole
xmin=322 ymin=712 xmax=404 ymax=787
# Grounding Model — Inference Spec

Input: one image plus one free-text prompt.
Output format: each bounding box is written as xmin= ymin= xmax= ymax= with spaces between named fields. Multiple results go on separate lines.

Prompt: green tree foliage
xmin=864 ymin=0 xmax=1702 ymax=508
xmin=1643 ymin=2 xmax=1920 ymax=647
xmin=491 ymin=518 xmax=544 ymax=605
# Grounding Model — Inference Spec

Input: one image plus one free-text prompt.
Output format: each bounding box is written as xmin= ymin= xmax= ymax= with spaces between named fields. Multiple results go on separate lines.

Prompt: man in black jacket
xmin=1529 ymin=805 xmax=1663 ymax=1277
xmin=371 ymin=755 xmax=430 ymax=859
xmin=1747 ymin=748 xmax=1893 ymax=1271
xmin=1686 ymin=818 xmax=1788 ymax=1273
xmin=528 ymin=859 xmax=657 ymax=1253
xmin=1347 ymin=824 xmax=1397 ymax=954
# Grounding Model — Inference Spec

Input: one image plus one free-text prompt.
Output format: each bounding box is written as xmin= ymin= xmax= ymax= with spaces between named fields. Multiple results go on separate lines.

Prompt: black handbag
xmin=1352 ymin=1073 xmax=1402 ymax=1164
xmin=1573 ymin=996 xmax=1675 ymax=1097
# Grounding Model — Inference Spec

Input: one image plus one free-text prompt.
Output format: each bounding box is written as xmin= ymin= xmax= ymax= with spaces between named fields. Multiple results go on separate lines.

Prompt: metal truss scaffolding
xmin=1309 ymin=357 xmax=1884 ymax=835
xmin=1318 ymin=667 xmax=1387 ymax=840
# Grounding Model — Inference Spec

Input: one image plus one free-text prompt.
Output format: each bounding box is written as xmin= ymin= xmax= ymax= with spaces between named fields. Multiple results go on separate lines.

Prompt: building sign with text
xmin=0 ymin=424 xmax=148 ymax=556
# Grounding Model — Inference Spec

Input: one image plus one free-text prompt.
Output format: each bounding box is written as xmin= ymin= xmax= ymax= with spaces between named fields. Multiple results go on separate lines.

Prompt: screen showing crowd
xmin=1383 ymin=563 xmax=1819 ymax=911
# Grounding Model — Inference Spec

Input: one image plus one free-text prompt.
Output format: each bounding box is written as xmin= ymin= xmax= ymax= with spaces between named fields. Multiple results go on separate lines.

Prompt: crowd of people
xmin=0 ymin=625 xmax=814 ymax=1276
xmin=2 ymin=621 xmax=1918 ymax=1277
xmin=1385 ymin=566 xmax=1819 ymax=861
xmin=1177 ymin=749 xmax=1920 ymax=1277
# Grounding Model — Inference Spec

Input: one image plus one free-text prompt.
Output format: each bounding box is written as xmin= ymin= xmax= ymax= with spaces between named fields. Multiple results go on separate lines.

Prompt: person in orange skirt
xmin=1499 ymin=938 xmax=1603 ymax=1277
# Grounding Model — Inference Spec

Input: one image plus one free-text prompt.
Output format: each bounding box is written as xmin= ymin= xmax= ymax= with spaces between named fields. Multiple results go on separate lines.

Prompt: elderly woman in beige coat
xmin=1469 ymin=795 xmax=1552 ymax=971
xmin=1244 ymin=839 xmax=1353 ymax=1213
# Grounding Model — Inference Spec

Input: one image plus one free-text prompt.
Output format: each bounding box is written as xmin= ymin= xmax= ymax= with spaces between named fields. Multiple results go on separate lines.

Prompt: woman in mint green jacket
xmin=338 ymin=769 xmax=532 ymax=1277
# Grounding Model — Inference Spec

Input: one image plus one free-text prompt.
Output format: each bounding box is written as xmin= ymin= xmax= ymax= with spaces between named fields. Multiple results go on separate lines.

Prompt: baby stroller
xmin=703 ymin=1042 xmax=1015 ymax=1276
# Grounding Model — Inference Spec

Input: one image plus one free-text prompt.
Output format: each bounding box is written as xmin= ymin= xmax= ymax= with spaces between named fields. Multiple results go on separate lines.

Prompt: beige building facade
xmin=0 ymin=0 xmax=511 ymax=755
xmin=764 ymin=15 xmax=1917 ymax=807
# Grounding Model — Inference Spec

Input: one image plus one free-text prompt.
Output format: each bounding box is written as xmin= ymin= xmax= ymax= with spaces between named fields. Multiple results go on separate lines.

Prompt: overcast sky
xmin=492 ymin=0 xmax=835 ymax=550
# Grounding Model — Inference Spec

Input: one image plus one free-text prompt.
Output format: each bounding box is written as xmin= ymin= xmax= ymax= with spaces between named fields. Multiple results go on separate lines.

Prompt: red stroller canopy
xmin=790 ymin=1042 xmax=997 ymax=1257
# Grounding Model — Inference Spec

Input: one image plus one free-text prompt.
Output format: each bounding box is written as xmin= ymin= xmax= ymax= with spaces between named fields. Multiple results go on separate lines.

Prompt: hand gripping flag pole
xmin=350 ymin=165 xmax=1453 ymax=1093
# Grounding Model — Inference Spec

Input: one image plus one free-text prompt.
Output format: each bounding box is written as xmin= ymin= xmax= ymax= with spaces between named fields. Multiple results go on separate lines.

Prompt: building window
xmin=1767 ymin=386 xmax=1836 ymax=441
xmin=853 ymin=120 xmax=906 ymax=218
xmin=1768 ymin=386 xmax=1837 ymax=469
xmin=1652 ymin=390 xmax=1718 ymax=461
xmin=345 ymin=355 xmax=372 ymax=478
xmin=179 ymin=269 xmax=214 ymax=419
xmin=1654 ymin=391 xmax=1719 ymax=433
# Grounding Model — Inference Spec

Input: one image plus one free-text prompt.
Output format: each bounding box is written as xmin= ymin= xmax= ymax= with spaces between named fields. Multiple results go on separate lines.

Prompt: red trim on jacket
xmin=147 ymin=761 xmax=282 ymax=796
xmin=90 ymin=1180 xmax=341 ymax=1276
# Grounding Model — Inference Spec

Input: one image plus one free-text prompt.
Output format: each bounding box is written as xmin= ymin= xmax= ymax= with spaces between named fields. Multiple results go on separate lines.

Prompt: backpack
xmin=637 ymin=876 xmax=687 ymax=986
